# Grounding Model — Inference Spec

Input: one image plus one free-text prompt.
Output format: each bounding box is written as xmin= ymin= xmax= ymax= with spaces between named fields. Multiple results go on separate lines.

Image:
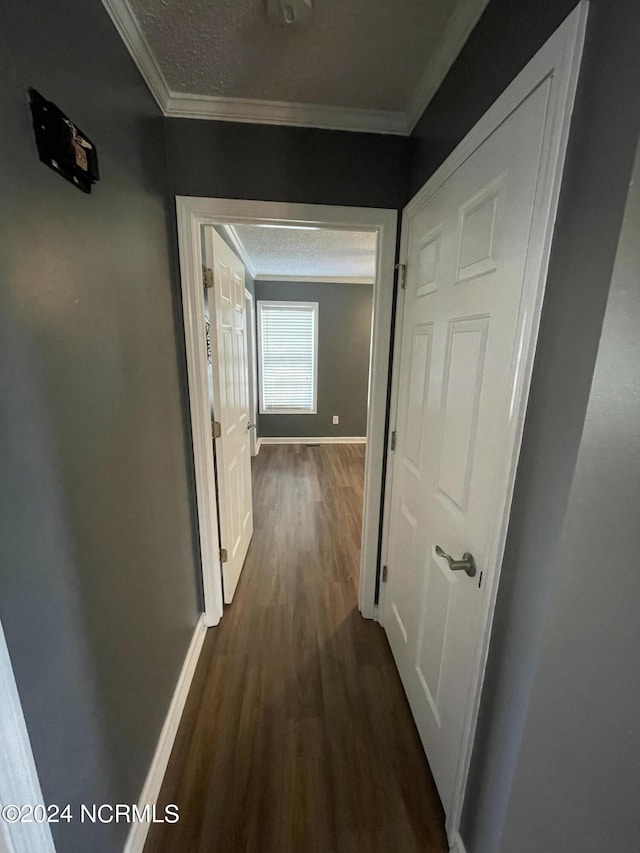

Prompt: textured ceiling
xmin=127 ymin=0 xmax=456 ymax=111
xmin=231 ymin=225 xmax=377 ymax=279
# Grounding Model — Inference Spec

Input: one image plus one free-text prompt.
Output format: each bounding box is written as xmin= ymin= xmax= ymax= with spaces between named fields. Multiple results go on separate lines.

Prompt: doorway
xmin=177 ymin=199 xmax=397 ymax=627
xmin=202 ymin=220 xmax=382 ymax=607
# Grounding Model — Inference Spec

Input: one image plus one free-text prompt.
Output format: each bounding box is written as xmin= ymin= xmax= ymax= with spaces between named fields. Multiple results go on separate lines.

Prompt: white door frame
xmin=244 ymin=288 xmax=259 ymax=457
xmin=0 ymin=618 xmax=56 ymax=853
xmin=176 ymin=197 xmax=397 ymax=626
xmin=379 ymin=4 xmax=587 ymax=847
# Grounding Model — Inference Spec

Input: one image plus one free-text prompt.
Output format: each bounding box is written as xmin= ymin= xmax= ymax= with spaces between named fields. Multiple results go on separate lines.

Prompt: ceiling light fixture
xmin=266 ymin=0 xmax=313 ymax=27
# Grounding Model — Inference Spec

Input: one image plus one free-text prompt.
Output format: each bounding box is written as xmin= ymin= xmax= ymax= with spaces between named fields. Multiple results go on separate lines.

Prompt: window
xmin=257 ymin=301 xmax=318 ymax=414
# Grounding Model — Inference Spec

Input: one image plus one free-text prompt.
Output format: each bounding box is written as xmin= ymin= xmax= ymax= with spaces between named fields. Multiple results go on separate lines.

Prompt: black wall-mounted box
xmin=29 ymin=89 xmax=99 ymax=194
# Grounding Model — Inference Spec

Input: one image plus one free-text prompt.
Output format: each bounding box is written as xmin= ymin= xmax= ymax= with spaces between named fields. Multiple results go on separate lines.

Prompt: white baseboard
xmin=124 ymin=616 xmax=207 ymax=853
xmin=255 ymin=437 xmax=262 ymax=454
xmin=259 ymin=436 xmax=367 ymax=445
xmin=450 ymin=831 xmax=468 ymax=853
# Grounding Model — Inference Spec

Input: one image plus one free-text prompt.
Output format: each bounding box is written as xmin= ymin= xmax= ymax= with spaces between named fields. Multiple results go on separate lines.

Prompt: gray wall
xmin=497 ymin=137 xmax=640 ymax=853
xmin=3 ymin=2 xmax=639 ymax=853
xmin=0 ymin=2 xmax=201 ymax=851
xmin=408 ymin=1 xmax=640 ymax=851
xmin=165 ymin=118 xmax=408 ymax=209
xmin=255 ymin=281 xmax=372 ymax=438
xmin=409 ymin=0 xmax=580 ymax=196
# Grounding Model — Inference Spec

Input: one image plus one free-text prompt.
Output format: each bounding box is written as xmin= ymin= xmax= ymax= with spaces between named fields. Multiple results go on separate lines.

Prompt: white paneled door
xmin=383 ymin=79 xmax=553 ymax=815
xmin=203 ymin=227 xmax=253 ymax=603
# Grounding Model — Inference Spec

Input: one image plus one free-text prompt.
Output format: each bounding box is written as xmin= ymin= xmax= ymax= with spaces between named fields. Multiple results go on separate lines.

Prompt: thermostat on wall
xmin=28 ymin=88 xmax=99 ymax=194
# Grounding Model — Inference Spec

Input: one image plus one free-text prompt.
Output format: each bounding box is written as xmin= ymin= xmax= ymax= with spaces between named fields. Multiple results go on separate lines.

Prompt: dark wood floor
xmin=145 ymin=444 xmax=447 ymax=853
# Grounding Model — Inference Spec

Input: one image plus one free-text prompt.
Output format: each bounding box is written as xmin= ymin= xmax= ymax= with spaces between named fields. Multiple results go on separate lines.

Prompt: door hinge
xmin=395 ymin=263 xmax=407 ymax=290
xmin=390 ymin=430 xmax=397 ymax=451
xmin=382 ymin=565 xmax=388 ymax=583
xmin=219 ymin=548 xmax=228 ymax=563
xmin=212 ymin=421 xmax=222 ymax=439
xmin=202 ymin=265 xmax=214 ymax=290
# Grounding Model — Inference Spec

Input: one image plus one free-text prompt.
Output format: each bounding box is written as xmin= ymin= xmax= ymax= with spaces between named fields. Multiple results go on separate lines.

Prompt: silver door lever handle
xmin=435 ymin=545 xmax=477 ymax=578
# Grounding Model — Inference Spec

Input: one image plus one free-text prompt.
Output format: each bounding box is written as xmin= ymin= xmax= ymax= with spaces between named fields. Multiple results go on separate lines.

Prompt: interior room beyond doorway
xmin=222 ymin=221 xmax=376 ymax=443
xmin=176 ymin=197 xmax=398 ymax=628
xmin=208 ymin=220 xmax=377 ymax=604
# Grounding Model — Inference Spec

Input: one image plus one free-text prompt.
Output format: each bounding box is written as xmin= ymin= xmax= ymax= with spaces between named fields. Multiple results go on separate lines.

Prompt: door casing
xmin=176 ymin=198 xmax=397 ymax=626
xmin=379 ymin=3 xmax=588 ymax=847
xmin=244 ymin=288 xmax=259 ymax=457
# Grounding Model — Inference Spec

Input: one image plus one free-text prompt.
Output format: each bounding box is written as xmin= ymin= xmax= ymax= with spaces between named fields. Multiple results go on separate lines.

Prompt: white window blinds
xmin=258 ymin=301 xmax=318 ymax=414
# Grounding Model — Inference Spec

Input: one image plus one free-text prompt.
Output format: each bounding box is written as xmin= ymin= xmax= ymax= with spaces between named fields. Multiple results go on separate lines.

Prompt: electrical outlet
xmin=332 ymin=415 xmax=339 ymax=425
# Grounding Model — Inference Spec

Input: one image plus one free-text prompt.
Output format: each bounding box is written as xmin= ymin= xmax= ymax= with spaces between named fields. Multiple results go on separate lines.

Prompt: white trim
xmin=164 ymin=92 xmax=407 ymax=135
xmin=254 ymin=275 xmax=374 ymax=285
xmin=124 ymin=617 xmax=207 ymax=853
xmin=380 ymin=3 xmax=588 ymax=845
xmin=176 ymin=197 xmax=397 ymax=624
xmin=258 ymin=410 xmax=318 ymax=416
xmin=100 ymin=0 xmax=170 ymax=111
xmin=450 ymin=832 xmax=468 ymax=853
xmin=0 ymin=620 xmax=56 ymax=853
xmin=221 ymin=225 xmax=257 ymax=279
xmin=245 ymin=290 xmax=259 ymax=457
xmin=102 ymin=0 xmax=487 ymax=135
xmin=405 ymin=0 xmax=490 ymax=132
xmin=177 ymin=210 xmax=225 ymax=627
xmin=257 ymin=300 xmax=319 ymax=415
xmin=259 ymin=436 xmax=367 ymax=445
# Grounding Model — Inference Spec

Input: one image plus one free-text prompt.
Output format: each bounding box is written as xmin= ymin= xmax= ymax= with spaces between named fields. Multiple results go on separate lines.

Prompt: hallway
xmin=145 ymin=444 xmax=448 ymax=852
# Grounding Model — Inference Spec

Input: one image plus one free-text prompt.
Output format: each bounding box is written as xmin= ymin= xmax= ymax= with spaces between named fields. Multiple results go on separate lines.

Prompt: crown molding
xmin=101 ymin=0 xmax=170 ymax=110
xmin=405 ymin=0 xmax=490 ymax=132
xmin=254 ymin=274 xmax=375 ymax=285
xmin=103 ymin=0 xmax=488 ymax=136
xmin=163 ymin=92 xmax=407 ymax=135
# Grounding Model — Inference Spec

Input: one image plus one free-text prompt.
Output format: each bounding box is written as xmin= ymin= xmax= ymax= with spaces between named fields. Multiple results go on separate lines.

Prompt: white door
xmin=203 ymin=227 xmax=253 ymax=603
xmin=383 ymin=79 xmax=553 ymax=815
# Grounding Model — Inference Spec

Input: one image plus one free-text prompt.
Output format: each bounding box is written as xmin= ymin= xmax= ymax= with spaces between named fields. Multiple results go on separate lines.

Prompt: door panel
xmin=417 ymin=230 xmax=441 ymax=297
xmin=384 ymin=79 xmax=551 ymax=816
xmin=204 ymin=227 xmax=254 ymax=603
xmin=404 ymin=325 xmax=433 ymax=473
xmin=437 ymin=317 xmax=488 ymax=511
xmin=456 ymin=175 xmax=504 ymax=281
xmin=415 ymin=553 xmax=454 ymax=719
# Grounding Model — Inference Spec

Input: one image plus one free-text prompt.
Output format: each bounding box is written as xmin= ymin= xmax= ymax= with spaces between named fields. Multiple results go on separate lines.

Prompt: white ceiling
xmin=102 ymin=0 xmax=489 ymax=133
xmin=226 ymin=224 xmax=377 ymax=281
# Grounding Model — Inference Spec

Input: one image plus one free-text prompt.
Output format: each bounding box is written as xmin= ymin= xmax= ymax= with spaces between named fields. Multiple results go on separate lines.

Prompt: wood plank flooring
xmin=145 ymin=444 xmax=447 ymax=853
